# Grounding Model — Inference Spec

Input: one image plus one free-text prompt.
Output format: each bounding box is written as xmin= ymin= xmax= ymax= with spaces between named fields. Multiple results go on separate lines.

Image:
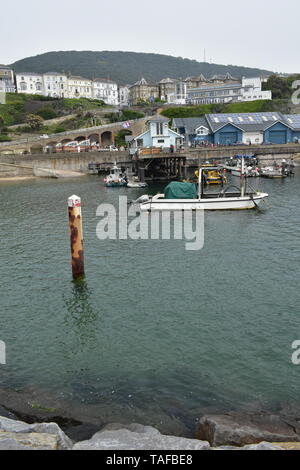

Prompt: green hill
xmin=160 ymin=99 xmax=292 ymax=120
xmin=10 ymin=51 xmax=273 ymax=85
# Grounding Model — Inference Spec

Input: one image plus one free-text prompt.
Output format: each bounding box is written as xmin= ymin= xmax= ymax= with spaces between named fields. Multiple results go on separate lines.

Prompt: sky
xmin=1 ymin=0 xmax=299 ymax=73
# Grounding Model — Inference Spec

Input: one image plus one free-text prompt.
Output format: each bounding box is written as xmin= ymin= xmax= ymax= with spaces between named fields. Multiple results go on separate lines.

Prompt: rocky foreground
xmin=1 ymin=415 xmax=300 ymax=450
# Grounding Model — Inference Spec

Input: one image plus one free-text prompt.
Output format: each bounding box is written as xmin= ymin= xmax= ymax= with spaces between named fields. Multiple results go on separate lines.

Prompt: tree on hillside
xmin=11 ymin=51 xmax=273 ymax=85
xmin=0 ymin=116 xmax=4 ymax=133
xmin=25 ymin=114 xmax=44 ymax=130
xmin=262 ymin=75 xmax=291 ymax=99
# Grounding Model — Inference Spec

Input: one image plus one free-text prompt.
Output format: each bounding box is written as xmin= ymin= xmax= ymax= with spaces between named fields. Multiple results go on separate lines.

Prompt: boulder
xmin=241 ymin=442 xmax=283 ymax=450
xmin=271 ymin=442 xmax=300 ymax=451
xmin=214 ymin=442 xmax=283 ymax=451
xmin=196 ymin=412 xmax=299 ymax=447
xmin=0 ymin=416 xmax=72 ymax=450
xmin=73 ymin=423 xmax=210 ymax=450
xmin=0 ymin=431 xmax=59 ymax=450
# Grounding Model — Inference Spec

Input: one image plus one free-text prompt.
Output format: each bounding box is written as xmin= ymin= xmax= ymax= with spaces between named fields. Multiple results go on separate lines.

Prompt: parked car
xmin=98 ymin=145 xmax=118 ymax=152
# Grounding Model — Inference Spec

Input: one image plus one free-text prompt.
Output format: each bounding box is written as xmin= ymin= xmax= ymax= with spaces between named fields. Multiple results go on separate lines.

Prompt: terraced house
xmin=172 ymin=113 xmax=300 ymax=145
xmin=0 ymin=65 xmax=15 ymax=93
xmin=129 ymin=77 xmax=159 ymax=105
xmin=186 ymin=77 xmax=271 ymax=105
xmin=93 ymin=78 xmax=118 ymax=105
xmin=68 ymin=76 xmax=93 ymax=99
xmin=43 ymin=72 xmax=69 ymax=98
xmin=15 ymin=72 xmax=44 ymax=95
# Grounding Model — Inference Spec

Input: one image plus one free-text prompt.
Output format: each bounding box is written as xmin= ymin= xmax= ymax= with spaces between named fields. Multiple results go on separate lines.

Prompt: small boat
xmin=127 ymin=181 xmax=148 ymax=188
xmin=104 ymin=164 xmax=127 ymax=187
xmin=261 ymin=168 xmax=286 ymax=179
xmin=261 ymin=160 xmax=294 ymax=178
xmin=138 ymin=160 xmax=268 ymax=211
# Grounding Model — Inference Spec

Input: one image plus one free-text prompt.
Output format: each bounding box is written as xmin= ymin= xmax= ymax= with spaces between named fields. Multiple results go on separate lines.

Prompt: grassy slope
xmin=0 ymin=93 xmax=107 ymax=127
xmin=160 ymin=99 xmax=291 ymax=119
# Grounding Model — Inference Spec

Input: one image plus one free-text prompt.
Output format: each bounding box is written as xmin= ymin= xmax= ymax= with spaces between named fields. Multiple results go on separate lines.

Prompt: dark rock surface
xmin=197 ymin=412 xmax=300 ymax=447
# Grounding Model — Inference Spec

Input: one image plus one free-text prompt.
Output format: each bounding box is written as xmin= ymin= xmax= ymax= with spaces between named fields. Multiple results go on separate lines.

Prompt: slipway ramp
xmin=0 ymin=162 xmax=84 ymax=179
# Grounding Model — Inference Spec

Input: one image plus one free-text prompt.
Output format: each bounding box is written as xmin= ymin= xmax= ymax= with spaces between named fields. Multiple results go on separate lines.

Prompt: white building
xmin=16 ymin=73 xmax=44 ymax=95
xmin=187 ymin=77 xmax=272 ymax=105
xmin=119 ymin=85 xmax=130 ymax=107
xmin=68 ymin=76 xmax=93 ymax=99
xmin=167 ymin=81 xmax=187 ymax=105
xmin=131 ymin=115 xmax=182 ymax=152
xmin=0 ymin=66 xmax=15 ymax=93
xmin=93 ymin=78 xmax=118 ymax=105
xmin=240 ymin=77 xmax=271 ymax=101
xmin=43 ymin=72 xmax=69 ymax=98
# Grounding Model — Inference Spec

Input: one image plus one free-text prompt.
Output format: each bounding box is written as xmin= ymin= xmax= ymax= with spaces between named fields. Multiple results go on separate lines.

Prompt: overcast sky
xmin=1 ymin=0 xmax=299 ymax=73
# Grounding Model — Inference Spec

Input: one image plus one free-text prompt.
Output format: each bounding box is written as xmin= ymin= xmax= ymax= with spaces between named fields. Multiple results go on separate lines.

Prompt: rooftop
xmin=93 ymin=78 xmax=117 ymax=84
xmin=147 ymin=114 xmax=169 ymax=123
xmin=69 ymin=76 xmax=92 ymax=82
xmin=172 ymin=113 xmax=300 ymax=133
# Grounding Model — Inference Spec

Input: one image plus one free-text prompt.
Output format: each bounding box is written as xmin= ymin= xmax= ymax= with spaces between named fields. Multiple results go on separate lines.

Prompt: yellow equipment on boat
xmin=195 ymin=169 xmax=228 ymax=185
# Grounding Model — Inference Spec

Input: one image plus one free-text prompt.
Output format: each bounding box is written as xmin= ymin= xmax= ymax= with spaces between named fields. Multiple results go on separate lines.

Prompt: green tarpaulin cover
xmin=164 ymin=182 xmax=197 ymax=199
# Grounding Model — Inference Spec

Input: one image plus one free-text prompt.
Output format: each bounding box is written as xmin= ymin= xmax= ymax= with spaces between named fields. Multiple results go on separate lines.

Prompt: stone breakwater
xmin=0 ymin=416 xmax=300 ymax=451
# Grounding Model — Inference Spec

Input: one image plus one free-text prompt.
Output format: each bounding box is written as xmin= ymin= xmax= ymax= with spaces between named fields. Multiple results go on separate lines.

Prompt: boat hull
xmin=106 ymin=182 xmax=127 ymax=187
xmin=140 ymin=193 xmax=268 ymax=211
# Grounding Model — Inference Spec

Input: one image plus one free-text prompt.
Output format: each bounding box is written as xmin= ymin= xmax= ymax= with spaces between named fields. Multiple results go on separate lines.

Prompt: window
xmin=158 ymin=139 xmax=165 ymax=143
xmin=156 ymin=123 xmax=163 ymax=135
xmin=197 ymin=127 xmax=208 ymax=135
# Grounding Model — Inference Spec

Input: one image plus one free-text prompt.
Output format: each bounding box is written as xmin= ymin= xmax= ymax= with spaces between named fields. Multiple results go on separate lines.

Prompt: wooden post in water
xmin=68 ymin=195 xmax=85 ymax=279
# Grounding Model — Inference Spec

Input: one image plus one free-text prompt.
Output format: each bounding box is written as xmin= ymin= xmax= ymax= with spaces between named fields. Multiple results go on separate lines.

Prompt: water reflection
xmin=63 ymin=279 xmax=98 ymax=351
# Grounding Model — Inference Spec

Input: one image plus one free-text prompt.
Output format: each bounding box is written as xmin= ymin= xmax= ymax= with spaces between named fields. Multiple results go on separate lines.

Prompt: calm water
xmin=0 ymin=172 xmax=300 ymax=430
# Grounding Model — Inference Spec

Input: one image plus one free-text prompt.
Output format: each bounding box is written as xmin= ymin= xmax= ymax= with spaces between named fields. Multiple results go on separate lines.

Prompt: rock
xmin=0 ymin=406 xmax=17 ymax=420
xmin=73 ymin=423 xmax=210 ymax=450
xmin=272 ymin=442 xmax=300 ymax=450
xmin=0 ymin=431 xmax=59 ymax=450
xmin=196 ymin=412 xmax=299 ymax=447
xmin=213 ymin=442 xmax=282 ymax=451
xmin=0 ymin=416 xmax=72 ymax=450
xmin=241 ymin=442 xmax=283 ymax=450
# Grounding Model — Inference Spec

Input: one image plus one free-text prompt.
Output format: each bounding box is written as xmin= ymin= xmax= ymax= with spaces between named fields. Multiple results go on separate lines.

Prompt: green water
xmin=0 ymin=172 xmax=300 ymax=429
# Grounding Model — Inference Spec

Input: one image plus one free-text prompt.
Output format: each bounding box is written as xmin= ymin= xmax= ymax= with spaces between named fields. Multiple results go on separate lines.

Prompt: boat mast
xmin=198 ymin=157 xmax=201 ymax=200
xmin=240 ymin=156 xmax=245 ymax=197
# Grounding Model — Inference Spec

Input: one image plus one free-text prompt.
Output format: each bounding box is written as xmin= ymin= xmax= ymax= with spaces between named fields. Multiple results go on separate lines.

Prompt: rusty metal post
xmin=68 ymin=195 xmax=85 ymax=279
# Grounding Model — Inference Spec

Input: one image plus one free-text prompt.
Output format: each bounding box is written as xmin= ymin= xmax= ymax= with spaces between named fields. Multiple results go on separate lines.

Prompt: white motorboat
xmin=138 ymin=160 xmax=268 ymax=211
xmin=104 ymin=163 xmax=127 ymax=187
xmin=127 ymin=181 xmax=148 ymax=188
